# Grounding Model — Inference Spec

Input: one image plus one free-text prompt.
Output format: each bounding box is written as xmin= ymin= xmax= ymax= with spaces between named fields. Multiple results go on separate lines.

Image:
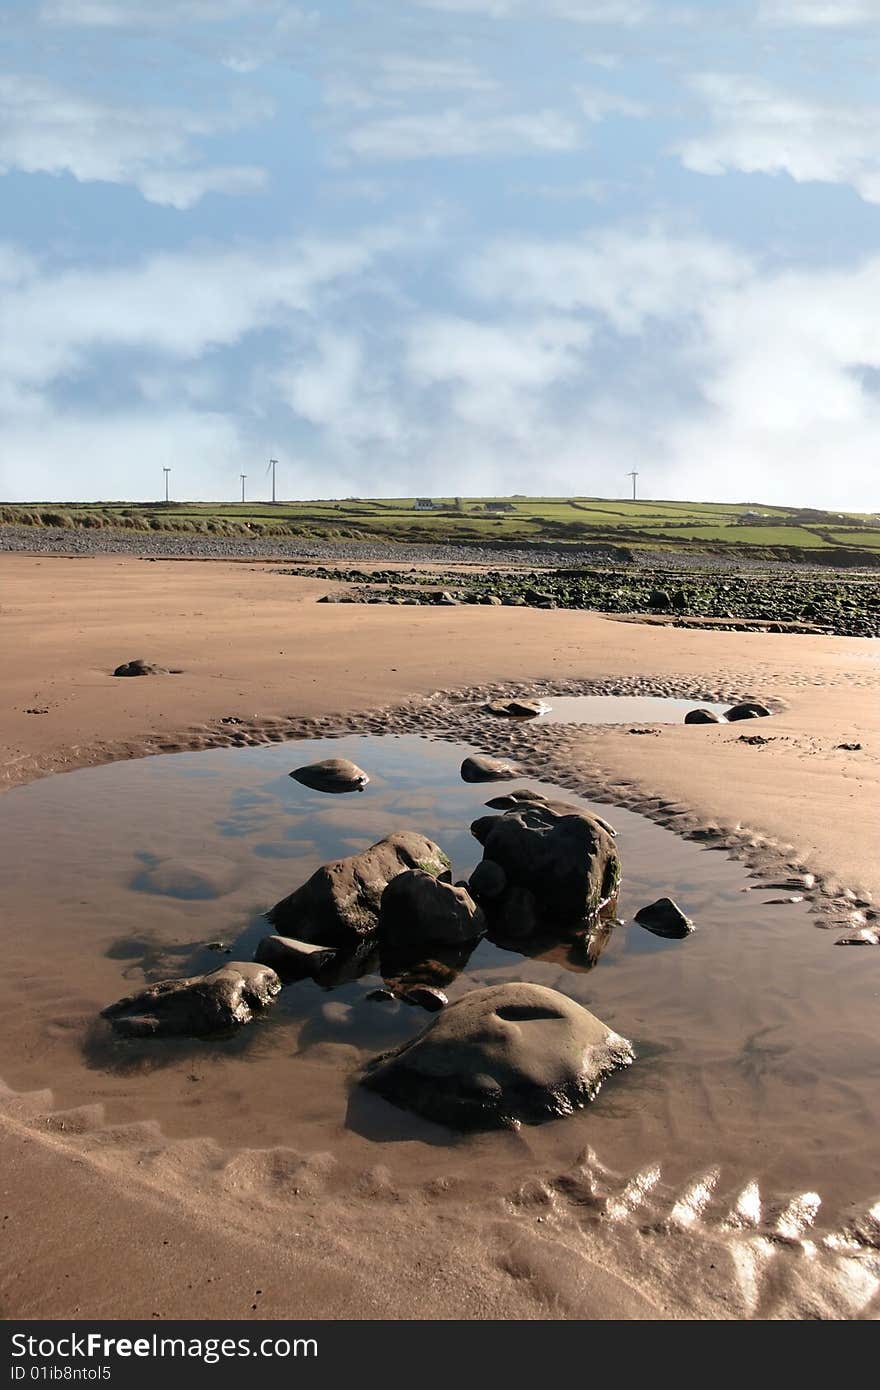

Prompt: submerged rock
xmin=684 ymin=708 xmax=724 ymax=725
xmin=468 ymin=858 xmax=508 ymax=901
xmin=290 ymin=758 xmax=369 ymax=793
xmin=113 ymin=659 xmax=169 ymax=677
xmin=101 ymin=962 xmax=280 ymax=1038
xmin=267 ymin=832 xmax=451 ymax=948
xmin=460 ymin=754 xmax=519 ymax=783
xmin=470 ymin=799 xmax=620 ymax=937
xmin=399 ymin=984 xmax=448 ymax=1012
xmin=634 ymin=897 xmax=694 ymax=939
xmin=726 ymin=702 xmax=771 ymax=722
xmin=379 ymin=869 xmax=486 ymax=948
xmin=253 ymin=934 xmax=337 ymax=979
xmin=363 ymin=982 xmax=633 ymax=1130
xmin=485 ymin=698 xmax=550 ymax=718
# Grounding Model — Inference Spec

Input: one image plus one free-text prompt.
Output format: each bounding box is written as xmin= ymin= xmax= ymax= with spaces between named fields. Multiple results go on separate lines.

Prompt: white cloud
xmin=461 ymin=225 xmax=751 ymax=330
xmin=278 ymin=332 xmax=405 ymax=446
xmin=0 ymin=74 xmax=270 ymax=205
xmin=343 ymin=107 xmax=578 ymax=160
xmin=0 ymin=235 xmax=381 ymax=390
xmin=679 ymin=74 xmax=880 ymax=204
xmin=757 ymin=1 xmax=878 ymax=27
xmin=135 ymin=165 xmax=268 ymax=210
xmin=411 ymin=0 xmax=653 ymax=20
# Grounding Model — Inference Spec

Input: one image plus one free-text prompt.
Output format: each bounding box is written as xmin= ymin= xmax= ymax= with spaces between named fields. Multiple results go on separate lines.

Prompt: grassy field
xmin=2 ymin=496 xmax=879 ymax=562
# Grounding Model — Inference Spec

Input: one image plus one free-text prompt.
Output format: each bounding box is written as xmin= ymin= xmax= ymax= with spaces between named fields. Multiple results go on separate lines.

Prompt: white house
xmin=414 ymin=498 xmax=436 ymax=511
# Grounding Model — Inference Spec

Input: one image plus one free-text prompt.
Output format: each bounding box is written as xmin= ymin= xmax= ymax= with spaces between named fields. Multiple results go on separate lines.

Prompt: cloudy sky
xmin=2 ymin=0 xmax=879 ymax=507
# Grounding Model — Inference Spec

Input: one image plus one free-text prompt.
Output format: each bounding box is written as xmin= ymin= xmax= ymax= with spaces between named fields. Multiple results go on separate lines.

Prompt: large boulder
xmin=362 ymin=982 xmax=633 ymax=1130
xmin=101 ymin=962 xmax=280 ymax=1038
xmin=483 ymin=789 xmax=617 ymax=838
xmin=470 ymin=800 xmax=620 ymax=937
xmin=290 ymin=758 xmax=369 ymax=793
xmin=267 ymin=832 xmax=451 ymax=948
xmin=460 ymin=754 xmax=519 ymax=783
xmin=378 ymin=869 xmax=486 ymax=949
xmin=726 ymin=702 xmax=771 ymax=722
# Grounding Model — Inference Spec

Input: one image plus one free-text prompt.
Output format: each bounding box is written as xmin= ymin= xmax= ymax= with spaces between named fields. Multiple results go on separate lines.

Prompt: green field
xmin=2 ymin=496 xmax=879 ymax=561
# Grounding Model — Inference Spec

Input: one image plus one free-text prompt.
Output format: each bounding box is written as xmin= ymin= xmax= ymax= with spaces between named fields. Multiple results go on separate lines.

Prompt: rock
xmin=468 ymin=859 xmax=508 ymax=901
xmin=379 ymin=870 xmax=486 ymax=948
xmin=433 ymin=591 xmax=458 ymax=605
xmin=726 ymin=702 xmax=771 ymax=722
xmin=290 ymin=758 xmax=370 ymax=793
xmin=101 ymin=962 xmax=280 ymax=1038
xmin=633 ymin=897 xmax=694 ymax=939
xmin=470 ymin=800 xmax=620 ymax=936
xmin=366 ymin=987 xmax=398 ymax=1002
xmin=253 ymin=934 xmax=337 ymax=979
xmin=134 ymin=857 xmax=241 ymax=901
xmin=485 ymin=698 xmax=550 ymax=718
xmin=362 ymin=982 xmax=633 ymax=1130
xmin=649 ymin=590 xmax=671 ymax=611
xmin=460 ymin=754 xmax=519 ymax=783
xmin=483 ymin=789 xmax=617 ymax=838
xmin=267 ymin=832 xmax=451 ymax=948
xmin=684 ymin=708 xmax=724 ymax=725
xmin=835 ymin=928 xmax=880 ymax=946
xmin=400 ymin=984 xmax=448 ymax=1012
xmin=113 ymin=659 xmax=169 ymax=677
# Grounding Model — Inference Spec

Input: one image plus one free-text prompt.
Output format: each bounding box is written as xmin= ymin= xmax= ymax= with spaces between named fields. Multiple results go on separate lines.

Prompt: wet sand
xmin=1 ymin=552 xmax=878 ymax=1320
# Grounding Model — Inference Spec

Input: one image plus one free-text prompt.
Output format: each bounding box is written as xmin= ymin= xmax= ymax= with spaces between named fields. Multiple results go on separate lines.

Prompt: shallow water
xmin=0 ymin=732 xmax=877 ymax=1229
xmin=537 ymin=695 xmax=731 ymax=724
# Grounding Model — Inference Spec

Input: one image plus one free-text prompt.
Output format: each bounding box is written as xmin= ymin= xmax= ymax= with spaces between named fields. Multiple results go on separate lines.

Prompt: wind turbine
xmin=626 ymin=470 xmax=639 ymax=501
xmin=240 ymin=473 xmax=247 ymax=503
xmin=267 ymin=458 xmax=278 ymax=503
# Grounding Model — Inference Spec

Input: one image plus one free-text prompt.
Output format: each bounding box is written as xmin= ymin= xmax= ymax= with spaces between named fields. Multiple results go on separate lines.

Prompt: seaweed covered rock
xmin=267 ymin=832 xmax=451 ymax=948
xmin=363 ymin=982 xmax=633 ymax=1130
xmin=470 ymin=799 xmax=620 ymax=937
xmin=101 ymin=962 xmax=280 ymax=1038
xmin=379 ymin=869 xmax=486 ymax=948
xmin=290 ymin=758 xmax=369 ymax=793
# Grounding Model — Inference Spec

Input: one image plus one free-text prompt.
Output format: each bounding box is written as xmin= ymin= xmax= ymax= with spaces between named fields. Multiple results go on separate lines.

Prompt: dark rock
xmin=836 ymin=742 xmax=862 ymax=751
xmin=470 ymin=800 xmax=620 ymax=936
xmin=379 ymin=870 xmax=486 ymax=948
xmin=362 ymin=982 xmax=634 ymax=1130
xmin=684 ymin=708 xmax=724 ymax=725
xmin=633 ymin=897 xmax=694 ymax=939
xmin=253 ymin=934 xmax=336 ymax=979
xmin=485 ymin=698 xmax=550 ymax=718
xmin=366 ymin=987 xmax=398 ymax=1002
xmin=726 ymin=702 xmax=771 ymax=722
xmin=290 ymin=757 xmax=370 ymax=793
xmin=649 ymin=590 xmax=671 ymax=611
xmin=482 ymin=788 xmax=617 ymax=838
xmin=400 ymin=984 xmax=448 ymax=1012
xmin=468 ymin=859 xmax=508 ymax=901
xmin=460 ymin=754 xmax=519 ymax=783
xmin=113 ymin=659 xmax=169 ymax=677
xmin=101 ymin=962 xmax=280 ymax=1038
xmin=267 ymin=832 xmax=451 ymax=948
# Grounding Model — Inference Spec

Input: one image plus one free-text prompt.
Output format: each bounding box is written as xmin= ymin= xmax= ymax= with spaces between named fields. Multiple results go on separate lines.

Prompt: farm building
xmin=413 ymin=498 xmax=437 ymax=511
xmin=483 ymin=500 xmax=515 ymax=513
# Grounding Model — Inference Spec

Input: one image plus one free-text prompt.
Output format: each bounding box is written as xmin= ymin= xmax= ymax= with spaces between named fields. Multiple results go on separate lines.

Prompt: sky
xmin=1 ymin=0 xmax=879 ymax=508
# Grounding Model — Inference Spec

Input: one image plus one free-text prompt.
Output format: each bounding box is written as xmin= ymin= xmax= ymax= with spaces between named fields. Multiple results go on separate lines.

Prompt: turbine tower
xmin=626 ymin=470 xmax=639 ymax=502
xmin=240 ymin=473 xmax=247 ymax=503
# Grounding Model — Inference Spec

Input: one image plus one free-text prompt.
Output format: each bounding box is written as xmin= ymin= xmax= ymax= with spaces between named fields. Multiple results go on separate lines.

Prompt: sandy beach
xmin=1 ymin=552 xmax=878 ymax=1320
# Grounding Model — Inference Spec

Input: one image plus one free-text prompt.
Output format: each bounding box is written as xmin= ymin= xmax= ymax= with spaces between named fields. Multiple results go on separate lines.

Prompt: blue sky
xmin=1 ymin=0 xmax=879 ymax=507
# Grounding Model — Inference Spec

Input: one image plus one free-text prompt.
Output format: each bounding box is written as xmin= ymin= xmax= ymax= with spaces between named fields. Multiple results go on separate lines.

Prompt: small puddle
xmin=0 ymin=732 xmax=875 ymax=1231
xmin=535 ymin=695 xmax=731 ymax=725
